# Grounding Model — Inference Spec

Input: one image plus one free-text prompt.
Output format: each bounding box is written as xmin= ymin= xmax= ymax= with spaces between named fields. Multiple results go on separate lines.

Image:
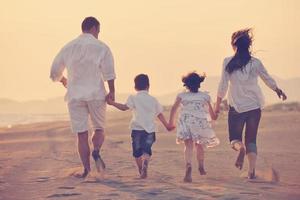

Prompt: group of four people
xmin=50 ymin=16 xmax=287 ymax=182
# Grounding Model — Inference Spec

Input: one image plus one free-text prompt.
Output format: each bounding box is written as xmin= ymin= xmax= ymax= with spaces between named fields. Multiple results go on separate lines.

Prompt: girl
xmin=169 ymin=72 xmax=219 ymax=183
xmin=215 ymin=28 xmax=287 ymax=179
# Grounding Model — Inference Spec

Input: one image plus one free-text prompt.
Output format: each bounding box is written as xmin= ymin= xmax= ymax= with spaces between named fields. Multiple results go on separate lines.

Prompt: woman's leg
xmin=183 ymin=139 xmax=193 ymax=182
xmin=195 ymin=143 xmax=206 ymax=175
xmin=245 ymin=109 xmax=261 ymax=179
xmin=228 ymin=107 xmax=247 ymax=170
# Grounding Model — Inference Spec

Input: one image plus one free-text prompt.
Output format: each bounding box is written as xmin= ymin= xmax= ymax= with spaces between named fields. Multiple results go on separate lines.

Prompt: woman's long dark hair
xmin=226 ymin=28 xmax=253 ymax=74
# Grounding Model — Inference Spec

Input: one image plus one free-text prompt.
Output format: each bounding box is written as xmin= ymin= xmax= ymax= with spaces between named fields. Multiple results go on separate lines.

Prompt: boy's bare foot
xmin=92 ymin=150 xmax=106 ymax=173
xmin=140 ymin=160 xmax=148 ymax=179
xmin=183 ymin=163 xmax=192 ymax=183
xmin=198 ymin=166 xmax=207 ymax=175
xmin=247 ymin=169 xmax=256 ymax=179
xmin=235 ymin=147 xmax=245 ymax=170
xmin=74 ymin=168 xmax=89 ymax=178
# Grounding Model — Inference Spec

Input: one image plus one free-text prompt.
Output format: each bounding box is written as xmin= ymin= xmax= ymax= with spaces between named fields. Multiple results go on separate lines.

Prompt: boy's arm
xmin=157 ymin=113 xmax=174 ymax=131
xmin=107 ymin=97 xmax=129 ymax=111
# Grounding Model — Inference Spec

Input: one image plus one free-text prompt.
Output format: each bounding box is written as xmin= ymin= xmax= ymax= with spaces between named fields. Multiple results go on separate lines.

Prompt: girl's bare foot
xmin=74 ymin=168 xmax=89 ymax=178
xmin=235 ymin=147 xmax=245 ymax=170
xmin=199 ymin=166 xmax=207 ymax=175
xmin=183 ymin=163 xmax=192 ymax=183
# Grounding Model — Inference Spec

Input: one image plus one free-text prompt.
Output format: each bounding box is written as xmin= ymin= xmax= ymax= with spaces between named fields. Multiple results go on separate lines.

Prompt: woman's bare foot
xmin=183 ymin=163 xmax=192 ymax=183
xmin=198 ymin=166 xmax=207 ymax=175
xmin=235 ymin=147 xmax=245 ymax=170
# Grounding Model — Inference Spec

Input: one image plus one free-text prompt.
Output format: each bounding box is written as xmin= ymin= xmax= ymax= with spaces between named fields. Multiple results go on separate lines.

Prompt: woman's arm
xmin=257 ymin=60 xmax=287 ymax=101
xmin=169 ymin=97 xmax=181 ymax=126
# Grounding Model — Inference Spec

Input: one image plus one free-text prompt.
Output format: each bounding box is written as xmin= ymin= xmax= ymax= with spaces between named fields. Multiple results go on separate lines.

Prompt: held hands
xmin=166 ymin=123 xmax=176 ymax=131
xmin=275 ymin=88 xmax=287 ymax=101
xmin=60 ymin=77 xmax=67 ymax=88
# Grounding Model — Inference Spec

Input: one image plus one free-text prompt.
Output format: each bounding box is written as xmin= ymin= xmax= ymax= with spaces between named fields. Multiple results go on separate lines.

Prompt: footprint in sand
xmin=46 ymin=193 xmax=81 ymax=198
xmin=58 ymin=186 xmax=75 ymax=190
xmin=36 ymin=177 xmax=51 ymax=182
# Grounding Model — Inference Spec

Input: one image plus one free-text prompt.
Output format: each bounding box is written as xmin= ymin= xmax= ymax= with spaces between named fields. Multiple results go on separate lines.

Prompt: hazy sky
xmin=0 ymin=0 xmax=299 ymax=101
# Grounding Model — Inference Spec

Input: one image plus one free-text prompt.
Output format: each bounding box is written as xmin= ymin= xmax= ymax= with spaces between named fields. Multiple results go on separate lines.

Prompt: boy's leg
xmin=195 ymin=143 xmax=206 ymax=175
xmin=183 ymin=139 xmax=193 ymax=182
xmin=140 ymin=132 xmax=155 ymax=179
xmin=131 ymin=130 xmax=143 ymax=176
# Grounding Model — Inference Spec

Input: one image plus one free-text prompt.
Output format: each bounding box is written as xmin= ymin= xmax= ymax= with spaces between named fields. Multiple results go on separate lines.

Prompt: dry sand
xmin=0 ymin=110 xmax=300 ymax=200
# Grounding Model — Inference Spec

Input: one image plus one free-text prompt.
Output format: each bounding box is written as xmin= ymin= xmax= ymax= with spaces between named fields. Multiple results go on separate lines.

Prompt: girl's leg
xmin=183 ymin=139 xmax=193 ymax=182
xmin=195 ymin=143 xmax=206 ymax=175
xmin=245 ymin=109 xmax=261 ymax=179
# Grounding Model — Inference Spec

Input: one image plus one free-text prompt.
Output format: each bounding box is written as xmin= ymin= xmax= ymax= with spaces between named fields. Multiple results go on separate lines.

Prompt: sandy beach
xmin=1 ymin=109 xmax=300 ymax=200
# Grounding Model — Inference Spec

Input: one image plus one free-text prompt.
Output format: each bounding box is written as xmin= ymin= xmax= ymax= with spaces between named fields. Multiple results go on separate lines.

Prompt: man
xmin=50 ymin=16 xmax=116 ymax=178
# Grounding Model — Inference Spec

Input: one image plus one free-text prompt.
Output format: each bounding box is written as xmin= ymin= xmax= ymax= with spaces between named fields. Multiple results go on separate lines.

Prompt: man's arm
xmin=106 ymin=79 xmax=115 ymax=101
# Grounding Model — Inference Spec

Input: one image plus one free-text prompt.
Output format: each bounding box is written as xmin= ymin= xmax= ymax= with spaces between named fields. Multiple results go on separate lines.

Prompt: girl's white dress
xmin=176 ymin=91 xmax=220 ymax=148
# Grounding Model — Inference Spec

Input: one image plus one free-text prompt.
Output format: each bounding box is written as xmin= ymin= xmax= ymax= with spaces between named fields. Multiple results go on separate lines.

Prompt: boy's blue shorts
xmin=131 ymin=130 xmax=156 ymax=158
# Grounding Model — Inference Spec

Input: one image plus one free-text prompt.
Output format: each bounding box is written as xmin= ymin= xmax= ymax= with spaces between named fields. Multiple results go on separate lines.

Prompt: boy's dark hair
xmin=134 ymin=74 xmax=149 ymax=90
xmin=182 ymin=72 xmax=205 ymax=93
xmin=81 ymin=16 xmax=100 ymax=32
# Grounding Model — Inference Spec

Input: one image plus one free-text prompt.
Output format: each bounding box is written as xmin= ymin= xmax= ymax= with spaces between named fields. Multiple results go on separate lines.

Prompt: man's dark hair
xmin=81 ymin=16 xmax=100 ymax=32
xmin=134 ymin=74 xmax=149 ymax=90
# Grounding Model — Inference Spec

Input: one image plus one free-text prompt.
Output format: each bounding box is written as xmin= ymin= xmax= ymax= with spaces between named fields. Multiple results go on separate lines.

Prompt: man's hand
xmin=106 ymin=92 xmax=115 ymax=102
xmin=60 ymin=77 xmax=67 ymax=88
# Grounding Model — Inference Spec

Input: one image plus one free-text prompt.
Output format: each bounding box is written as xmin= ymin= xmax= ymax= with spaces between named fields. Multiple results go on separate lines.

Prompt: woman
xmin=215 ymin=28 xmax=287 ymax=179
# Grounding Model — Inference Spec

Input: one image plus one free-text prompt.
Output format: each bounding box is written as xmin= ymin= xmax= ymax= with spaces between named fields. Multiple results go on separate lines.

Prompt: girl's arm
xmin=169 ymin=97 xmax=181 ymax=126
xmin=106 ymin=97 xmax=129 ymax=111
xmin=208 ymin=101 xmax=218 ymax=120
xmin=215 ymin=96 xmax=223 ymax=114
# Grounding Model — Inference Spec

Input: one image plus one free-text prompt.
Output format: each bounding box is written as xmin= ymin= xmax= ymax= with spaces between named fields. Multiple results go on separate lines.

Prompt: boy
xmin=107 ymin=74 xmax=173 ymax=178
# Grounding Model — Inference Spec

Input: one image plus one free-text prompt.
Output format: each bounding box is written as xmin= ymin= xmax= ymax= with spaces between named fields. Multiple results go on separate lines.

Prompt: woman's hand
xmin=275 ymin=88 xmax=287 ymax=101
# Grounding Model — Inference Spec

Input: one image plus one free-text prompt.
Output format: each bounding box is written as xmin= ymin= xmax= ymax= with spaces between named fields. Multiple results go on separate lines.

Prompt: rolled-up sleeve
xmin=50 ymin=49 xmax=65 ymax=82
xmin=217 ymin=59 xmax=230 ymax=99
xmin=257 ymin=60 xmax=277 ymax=90
xmin=100 ymin=47 xmax=116 ymax=81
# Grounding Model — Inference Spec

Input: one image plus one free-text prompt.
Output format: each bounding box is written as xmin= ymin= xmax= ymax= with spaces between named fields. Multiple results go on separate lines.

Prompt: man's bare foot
xmin=183 ymin=163 xmax=192 ymax=183
xmin=140 ymin=160 xmax=148 ymax=179
xmin=235 ymin=148 xmax=245 ymax=170
xmin=74 ymin=168 xmax=89 ymax=178
xmin=199 ymin=166 xmax=207 ymax=175
xmin=92 ymin=150 xmax=106 ymax=173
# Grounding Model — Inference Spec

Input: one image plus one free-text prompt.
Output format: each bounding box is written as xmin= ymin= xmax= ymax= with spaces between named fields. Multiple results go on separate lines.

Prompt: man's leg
xmin=77 ymin=131 xmax=90 ymax=177
xmin=92 ymin=129 xmax=106 ymax=172
xmin=88 ymin=100 xmax=107 ymax=172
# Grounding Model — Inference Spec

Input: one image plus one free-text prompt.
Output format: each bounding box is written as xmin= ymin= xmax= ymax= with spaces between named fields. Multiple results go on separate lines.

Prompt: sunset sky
xmin=0 ymin=0 xmax=299 ymax=101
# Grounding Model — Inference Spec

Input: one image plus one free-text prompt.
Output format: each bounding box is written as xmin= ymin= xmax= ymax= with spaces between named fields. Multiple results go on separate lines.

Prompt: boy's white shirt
xmin=126 ymin=90 xmax=163 ymax=133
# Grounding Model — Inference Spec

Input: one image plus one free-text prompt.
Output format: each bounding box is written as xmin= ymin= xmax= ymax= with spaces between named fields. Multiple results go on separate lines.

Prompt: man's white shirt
xmin=50 ymin=33 xmax=115 ymax=102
